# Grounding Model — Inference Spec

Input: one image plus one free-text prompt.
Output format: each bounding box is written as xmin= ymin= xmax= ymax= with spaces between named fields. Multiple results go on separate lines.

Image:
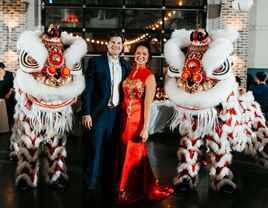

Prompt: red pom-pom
xmin=192 ymin=73 xmax=202 ymax=83
xmin=61 ymin=67 xmax=70 ymax=77
xmin=181 ymin=71 xmax=191 ymax=81
xmin=47 ymin=66 xmax=57 ymax=75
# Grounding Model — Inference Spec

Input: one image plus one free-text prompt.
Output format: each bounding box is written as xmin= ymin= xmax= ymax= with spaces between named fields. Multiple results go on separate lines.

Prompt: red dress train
xmin=115 ymin=66 xmax=173 ymax=205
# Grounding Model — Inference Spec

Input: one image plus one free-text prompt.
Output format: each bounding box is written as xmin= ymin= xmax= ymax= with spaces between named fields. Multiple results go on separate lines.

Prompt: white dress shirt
xmin=107 ymin=53 xmax=122 ymax=107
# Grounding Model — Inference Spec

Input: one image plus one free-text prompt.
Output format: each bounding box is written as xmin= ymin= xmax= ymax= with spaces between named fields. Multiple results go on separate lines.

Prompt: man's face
xmin=107 ymin=36 xmax=124 ymax=58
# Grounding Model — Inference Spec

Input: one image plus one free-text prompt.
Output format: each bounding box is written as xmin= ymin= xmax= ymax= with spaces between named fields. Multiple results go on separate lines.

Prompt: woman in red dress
xmin=115 ymin=41 xmax=173 ymax=205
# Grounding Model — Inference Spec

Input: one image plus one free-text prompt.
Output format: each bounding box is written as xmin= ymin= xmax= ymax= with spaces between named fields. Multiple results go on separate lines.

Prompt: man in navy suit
xmin=81 ymin=31 xmax=128 ymax=202
xmin=249 ymin=72 xmax=268 ymax=120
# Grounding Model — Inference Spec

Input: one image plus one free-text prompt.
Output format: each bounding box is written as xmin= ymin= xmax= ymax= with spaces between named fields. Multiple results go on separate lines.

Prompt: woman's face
xmin=134 ymin=46 xmax=149 ymax=66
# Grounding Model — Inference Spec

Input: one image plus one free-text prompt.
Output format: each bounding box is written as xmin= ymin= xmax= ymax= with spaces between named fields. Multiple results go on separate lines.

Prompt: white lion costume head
xmin=165 ymin=27 xmax=239 ymax=110
xmin=15 ymin=24 xmax=87 ymax=133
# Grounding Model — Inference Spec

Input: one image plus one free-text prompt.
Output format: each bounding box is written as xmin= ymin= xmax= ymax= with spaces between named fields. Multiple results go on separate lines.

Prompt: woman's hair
xmin=134 ymin=41 xmax=151 ymax=55
xmin=134 ymin=41 xmax=152 ymax=64
xmin=0 ymin=62 xmax=5 ymax=68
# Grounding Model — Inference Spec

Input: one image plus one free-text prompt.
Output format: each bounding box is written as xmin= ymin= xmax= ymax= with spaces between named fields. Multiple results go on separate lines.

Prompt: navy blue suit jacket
xmin=249 ymin=83 xmax=268 ymax=117
xmin=81 ymin=53 xmax=129 ymax=121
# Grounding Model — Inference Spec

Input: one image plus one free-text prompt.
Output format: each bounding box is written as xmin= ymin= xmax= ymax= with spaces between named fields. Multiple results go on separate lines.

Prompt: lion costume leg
xmin=206 ymin=133 xmax=236 ymax=192
xmin=43 ymin=134 xmax=68 ymax=187
xmin=15 ymin=118 xmax=41 ymax=189
xmin=239 ymin=93 xmax=268 ymax=165
xmin=251 ymin=119 xmax=268 ymax=166
xmin=173 ymin=135 xmax=203 ymax=191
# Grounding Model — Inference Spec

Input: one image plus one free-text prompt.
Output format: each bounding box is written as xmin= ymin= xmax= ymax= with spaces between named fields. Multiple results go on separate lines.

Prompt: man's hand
xmin=4 ymin=88 xmax=14 ymax=100
xmin=82 ymin=115 xmax=93 ymax=130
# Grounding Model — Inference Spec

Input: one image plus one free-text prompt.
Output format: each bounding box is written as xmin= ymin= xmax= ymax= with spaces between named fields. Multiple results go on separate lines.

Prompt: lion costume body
xmin=10 ymin=25 xmax=87 ymax=189
xmin=164 ymin=28 xmax=268 ymax=192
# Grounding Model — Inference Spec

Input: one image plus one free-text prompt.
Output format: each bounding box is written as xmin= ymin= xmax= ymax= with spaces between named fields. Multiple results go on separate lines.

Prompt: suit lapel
xmin=101 ymin=54 xmax=111 ymax=85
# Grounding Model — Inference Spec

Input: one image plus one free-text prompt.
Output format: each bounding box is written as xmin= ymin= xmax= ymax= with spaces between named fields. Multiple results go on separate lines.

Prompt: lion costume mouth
xmin=33 ymin=72 xmax=73 ymax=88
xmin=26 ymin=93 xmax=76 ymax=109
xmin=176 ymin=77 xmax=218 ymax=94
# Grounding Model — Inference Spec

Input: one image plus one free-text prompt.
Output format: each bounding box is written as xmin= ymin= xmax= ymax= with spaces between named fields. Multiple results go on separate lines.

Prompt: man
xmin=81 ymin=31 xmax=128 ymax=202
xmin=249 ymin=72 xmax=268 ymax=120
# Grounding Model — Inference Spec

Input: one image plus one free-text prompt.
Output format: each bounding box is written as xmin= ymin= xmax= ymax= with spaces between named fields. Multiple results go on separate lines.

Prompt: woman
xmin=0 ymin=62 xmax=15 ymax=127
xmin=115 ymin=41 xmax=173 ymax=205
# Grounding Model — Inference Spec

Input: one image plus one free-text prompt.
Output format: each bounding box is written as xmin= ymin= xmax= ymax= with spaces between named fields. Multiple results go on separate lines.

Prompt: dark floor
xmin=1 ymin=131 xmax=268 ymax=208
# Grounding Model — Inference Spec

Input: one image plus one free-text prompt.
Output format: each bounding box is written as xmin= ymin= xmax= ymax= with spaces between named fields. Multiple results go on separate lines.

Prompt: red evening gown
xmin=115 ymin=66 xmax=173 ymax=205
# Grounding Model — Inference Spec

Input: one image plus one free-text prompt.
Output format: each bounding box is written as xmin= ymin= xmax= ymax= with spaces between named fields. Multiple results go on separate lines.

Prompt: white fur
xmin=61 ymin=32 xmax=88 ymax=69
xmin=171 ymin=107 xmax=218 ymax=138
xmin=164 ymin=74 xmax=236 ymax=109
xmin=17 ymin=31 xmax=48 ymax=72
xmin=164 ymin=29 xmax=192 ymax=71
xmin=16 ymin=173 xmax=38 ymax=187
xmin=15 ymin=69 xmax=85 ymax=101
xmin=202 ymin=38 xmax=233 ymax=78
xmin=210 ymin=28 xmax=240 ymax=43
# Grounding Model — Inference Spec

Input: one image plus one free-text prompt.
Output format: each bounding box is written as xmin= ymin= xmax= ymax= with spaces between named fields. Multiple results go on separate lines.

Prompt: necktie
xmin=111 ymin=60 xmax=120 ymax=106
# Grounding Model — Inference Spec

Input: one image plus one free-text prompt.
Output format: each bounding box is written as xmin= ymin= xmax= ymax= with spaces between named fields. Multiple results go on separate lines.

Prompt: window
xmin=42 ymin=0 xmax=207 ymax=84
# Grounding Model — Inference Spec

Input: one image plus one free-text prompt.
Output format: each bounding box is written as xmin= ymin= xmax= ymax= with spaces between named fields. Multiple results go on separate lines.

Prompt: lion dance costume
xmin=164 ymin=27 xmax=268 ymax=193
xmin=10 ymin=24 xmax=87 ymax=190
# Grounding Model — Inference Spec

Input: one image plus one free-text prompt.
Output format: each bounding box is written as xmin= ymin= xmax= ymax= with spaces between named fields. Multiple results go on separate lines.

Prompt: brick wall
xmin=220 ymin=0 xmax=250 ymax=88
xmin=0 ymin=0 xmax=27 ymax=72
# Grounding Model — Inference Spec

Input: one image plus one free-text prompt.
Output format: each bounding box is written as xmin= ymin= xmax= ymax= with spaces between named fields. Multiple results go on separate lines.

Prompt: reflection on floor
xmin=1 ymin=131 xmax=268 ymax=208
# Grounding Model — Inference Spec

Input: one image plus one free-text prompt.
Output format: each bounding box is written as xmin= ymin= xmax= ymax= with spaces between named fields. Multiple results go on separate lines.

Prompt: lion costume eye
xmin=19 ymin=50 xmax=40 ymax=72
xmin=70 ymin=62 xmax=82 ymax=74
xmin=212 ymin=58 xmax=231 ymax=79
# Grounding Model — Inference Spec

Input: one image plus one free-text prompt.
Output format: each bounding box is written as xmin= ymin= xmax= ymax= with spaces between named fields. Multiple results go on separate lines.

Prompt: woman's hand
xmin=140 ymin=127 xmax=149 ymax=142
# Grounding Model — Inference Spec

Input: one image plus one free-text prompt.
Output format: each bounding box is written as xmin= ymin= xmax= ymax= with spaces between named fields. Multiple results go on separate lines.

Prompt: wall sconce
xmin=232 ymin=0 xmax=254 ymax=12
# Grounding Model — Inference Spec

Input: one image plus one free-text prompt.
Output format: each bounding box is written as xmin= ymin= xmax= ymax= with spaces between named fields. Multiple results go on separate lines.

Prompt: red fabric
xmin=115 ymin=66 xmax=173 ymax=205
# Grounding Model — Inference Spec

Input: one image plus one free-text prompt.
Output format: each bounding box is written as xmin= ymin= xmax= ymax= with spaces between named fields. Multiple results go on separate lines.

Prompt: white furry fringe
xmin=170 ymin=106 xmax=218 ymax=138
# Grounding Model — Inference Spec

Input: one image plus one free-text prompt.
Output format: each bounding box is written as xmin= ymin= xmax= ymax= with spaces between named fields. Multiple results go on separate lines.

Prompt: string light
xmin=88 ymin=11 xmax=176 ymax=46
xmin=62 ymin=11 xmax=176 ymax=46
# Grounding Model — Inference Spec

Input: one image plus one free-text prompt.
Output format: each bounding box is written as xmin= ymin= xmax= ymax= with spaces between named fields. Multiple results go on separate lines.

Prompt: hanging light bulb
xmin=232 ymin=0 xmax=254 ymax=12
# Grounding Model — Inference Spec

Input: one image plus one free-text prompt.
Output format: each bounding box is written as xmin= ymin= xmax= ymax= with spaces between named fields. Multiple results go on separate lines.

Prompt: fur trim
xmin=17 ymin=31 xmax=48 ymax=72
xmin=16 ymin=161 xmax=39 ymax=177
xmin=210 ymin=28 xmax=240 ymax=43
xmin=15 ymin=70 xmax=85 ymax=102
xmin=210 ymin=177 xmax=236 ymax=191
xmin=164 ymin=29 xmax=192 ymax=70
xmin=164 ymin=39 xmax=186 ymax=71
xmin=18 ymin=147 xmax=39 ymax=162
xmin=202 ymin=39 xmax=233 ymax=78
xmin=49 ymin=146 xmax=67 ymax=160
xmin=19 ymin=105 xmax=73 ymax=134
xmin=170 ymin=106 xmax=218 ymax=138
xmin=165 ymin=74 xmax=236 ymax=109
xmin=61 ymin=32 xmax=88 ymax=69
xmin=173 ymin=175 xmax=198 ymax=189
xmin=16 ymin=173 xmax=38 ymax=187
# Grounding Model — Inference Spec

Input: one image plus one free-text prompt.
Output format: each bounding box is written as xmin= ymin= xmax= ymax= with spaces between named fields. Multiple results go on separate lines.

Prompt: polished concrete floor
xmin=1 ymin=131 xmax=268 ymax=208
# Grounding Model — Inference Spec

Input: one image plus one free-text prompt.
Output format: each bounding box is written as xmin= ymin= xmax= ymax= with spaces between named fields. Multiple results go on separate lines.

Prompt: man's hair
xmin=0 ymin=62 xmax=5 ymax=68
xmin=107 ymin=31 xmax=125 ymax=43
xmin=256 ymin=72 xmax=267 ymax=82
